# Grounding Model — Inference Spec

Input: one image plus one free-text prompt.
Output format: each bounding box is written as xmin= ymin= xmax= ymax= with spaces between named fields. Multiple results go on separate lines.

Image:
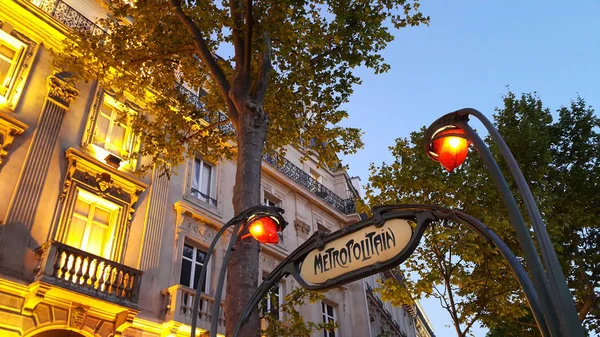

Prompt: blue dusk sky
xmin=339 ymin=1 xmax=599 ymax=336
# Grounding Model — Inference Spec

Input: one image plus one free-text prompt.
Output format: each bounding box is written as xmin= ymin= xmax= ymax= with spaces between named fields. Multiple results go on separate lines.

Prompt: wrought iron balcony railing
xmin=175 ymin=83 xmax=236 ymax=135
xmin=35 ymin=241 xmax=143 ymax=307
xmin=32 ymin=0 xmax=105 ymax=35
xmin=263 ymin=154 xmax=357 ymax=215
xmin=190 ymin=187 xmax=218 ymax=207
xmin=162 ymin=284 xmax=225 ymax=334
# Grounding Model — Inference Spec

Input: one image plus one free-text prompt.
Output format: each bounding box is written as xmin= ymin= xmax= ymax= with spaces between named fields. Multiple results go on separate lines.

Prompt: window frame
xmin=190 ymin=157 xmax=218 ymax=207
xmin=84 ymin=90 xmax=140 ymax=170
xmin=261 ymin=280 xmax=282 ymax=319
xmin=65 ymin=188 xmax=121 ymax=259
xmin=262 ymin=191 xmax=284 ymax=243
xmin=0 ymin=30 xmax=27 ymax=103
xmin=179 ymin=241 xmax=211 ymax=294
xmin=322 ymin=301 xmax=337 ymax=337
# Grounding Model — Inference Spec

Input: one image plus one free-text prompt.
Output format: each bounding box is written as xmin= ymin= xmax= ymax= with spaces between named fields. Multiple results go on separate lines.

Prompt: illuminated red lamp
xmin=428 ymin=127 xmax=471 ymax=172
xmin=248 ymin=216 xmax=280 ymax=244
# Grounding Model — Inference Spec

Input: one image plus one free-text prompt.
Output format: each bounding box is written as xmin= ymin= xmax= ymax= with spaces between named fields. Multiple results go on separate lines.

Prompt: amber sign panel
xmin=299 ymin=219 xmax=413 ymax=286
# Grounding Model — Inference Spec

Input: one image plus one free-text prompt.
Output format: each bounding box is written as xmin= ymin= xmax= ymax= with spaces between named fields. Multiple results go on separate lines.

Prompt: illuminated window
xmin=92 ymin=95 xmax=135 ymax=158
xmin=0 ymin=30 xmax=26 ymax=100
xmin=180 ymin=243 xmax=209 ymax=293
xmin=65 ymin=189 xmax=119 ymax=259
xmin=263 ymin=191 xmax=284 ymax=242
xmin=322 ymin=302 xmax=337 ymax=337
xmin=191 ymin=158 xmax=217 ymax=206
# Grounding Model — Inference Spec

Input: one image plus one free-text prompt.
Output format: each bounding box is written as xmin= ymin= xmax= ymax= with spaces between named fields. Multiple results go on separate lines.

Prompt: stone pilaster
xmin=0 ymin=73 xmax=78 ymax=275
xmin=139 ymin=167 xmax=170 ymax=271
xmin=138 ymin=166 xmax=169 ymax=309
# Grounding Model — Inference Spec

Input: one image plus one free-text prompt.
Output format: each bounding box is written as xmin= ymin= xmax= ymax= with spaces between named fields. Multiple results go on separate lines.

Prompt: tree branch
xmin=229 ymin=0 xmax=245 ymax=68
xmin=578 ymin=295 xmax=596 ymax=321
xmin=126 ymin=45 xmax=195 ymax=66
xmin=243 ymin=0 xmax=253 ymax=72
xmin=444 ymin=272 xmax=464 ymax=337
xmin=252 ymin=31 xmax=271 ymax=104
xmin=462 ymin=312 xmax=483 ymax=335
xmin=169 ymin=0 xmax=239 ymax=124
xmin=310 ymin=46 xmax=341 ymax=65
xmin=181 ymin=117 xmax=232 ymax=142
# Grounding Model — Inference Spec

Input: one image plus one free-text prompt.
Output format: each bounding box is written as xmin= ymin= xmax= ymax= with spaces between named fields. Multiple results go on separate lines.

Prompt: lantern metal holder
xmin=189 ymin=205 xmax=287 ymax=337
xmin=423 ymin=108 xmax=584 ymax=337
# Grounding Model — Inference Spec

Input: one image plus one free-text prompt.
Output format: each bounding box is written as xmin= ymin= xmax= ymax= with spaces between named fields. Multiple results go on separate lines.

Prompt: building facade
xmin=0 ymin=1 xmax=434 ymax=337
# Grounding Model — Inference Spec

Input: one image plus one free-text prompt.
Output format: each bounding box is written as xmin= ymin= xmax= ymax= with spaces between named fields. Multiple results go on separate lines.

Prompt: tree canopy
xmin=54 ymin=1 xmax=430 ymax=335
xmin=364 ymin=92 xmax=599 ymax=336
xmin=54 ymin=0 xmax=429 ymax=173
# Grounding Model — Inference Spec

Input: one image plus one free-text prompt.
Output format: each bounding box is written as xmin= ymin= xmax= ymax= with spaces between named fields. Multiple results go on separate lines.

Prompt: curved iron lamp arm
xmin=191 ymin=205 xmax=286 ymax=337
xmin=456 ymin=108 xmax=581 ymax=336
xmin=232 ymin=204 xmax=550 ymax=337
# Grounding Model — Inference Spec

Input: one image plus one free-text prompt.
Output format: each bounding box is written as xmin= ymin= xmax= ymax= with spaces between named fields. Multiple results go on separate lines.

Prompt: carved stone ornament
xmin=0 ymin=112 xmax=27 ymax=165
xmin=177 ymin=214 xmax=218 ymax=244
xmin=260 ymin=254 xmax=279 ymax=271
xmin=294 ymin=219 xmax=311 ymax=238
xmin=47 ymin=73 xmax=79 ymax=107
xmin=70 ymin=306 xmax=87 ymax=329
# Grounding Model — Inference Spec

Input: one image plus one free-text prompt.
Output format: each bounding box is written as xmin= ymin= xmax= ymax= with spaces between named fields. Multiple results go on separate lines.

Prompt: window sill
xmin=182 ymin=194 xmax=222 ymax=219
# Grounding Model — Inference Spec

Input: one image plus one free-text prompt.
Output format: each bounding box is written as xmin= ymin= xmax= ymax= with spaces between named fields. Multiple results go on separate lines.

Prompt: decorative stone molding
xmin=0 ymin=111 xmax=27 ymax=165
xmin=173 ymin=201 xmax=221 ymax=247
xmin=47 ymin=73 xmax=79 ymax=108
xmin=294 ymin=219 xmax=311 ymax=238
xmin=63 ymin=148 xmax=147 ymax=216
xmin=52 ymin=148 xmax=147 ymax=262
xmin=69 ymin=305 xmax=87 ymax=329
xmin=114 ymin=309 xmax=137 ymax=336
xmin=259 ymin=253 xmax=279 ymax=271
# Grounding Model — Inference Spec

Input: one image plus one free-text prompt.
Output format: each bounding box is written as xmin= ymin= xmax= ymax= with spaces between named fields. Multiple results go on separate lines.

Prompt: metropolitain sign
xmin=286 ymin=208 xmax=432 ymax=291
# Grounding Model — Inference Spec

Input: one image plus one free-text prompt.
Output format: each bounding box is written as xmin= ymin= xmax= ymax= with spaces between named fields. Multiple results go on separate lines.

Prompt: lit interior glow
xmin=430 ymin=128 xmax=471 ymax=172
xmin=248 ymin=216 xmax=280 ymax=244
xmin=447 ymin=136 xmax=462 ymax=149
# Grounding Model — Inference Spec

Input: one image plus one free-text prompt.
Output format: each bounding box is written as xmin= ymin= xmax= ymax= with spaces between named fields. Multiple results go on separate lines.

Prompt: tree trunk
xmin=225 ymin=97 xmax=268 ymax=337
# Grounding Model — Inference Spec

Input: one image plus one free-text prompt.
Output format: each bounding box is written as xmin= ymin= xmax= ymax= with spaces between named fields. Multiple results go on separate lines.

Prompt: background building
xmin=0 ymin=1 xmax=434 ymax=336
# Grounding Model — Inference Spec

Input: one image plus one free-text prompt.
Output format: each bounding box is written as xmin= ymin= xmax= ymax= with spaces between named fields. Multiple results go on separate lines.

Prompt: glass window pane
xmin=193 ymin=159 xmax=202 ymax=188
xmin=87 ymin=223 xmax=107 ymax=256
xmin=201 ymin=163 xmax=212 ymax=195
xmin=327 ymin=305 xmax=334 ymax=316
xmin=74 ymin=199 xmax=91 ymax=217
xmin=95 ymin=114 xmax=110 ymax=144
xmin=93 ymin=207 xmax=111 ymax=225
xmin=183 ymin=244 xmax=193 ymax=259
xmin=66 ymin=217 xmax=87 ymax=248
xmin=0 ymin=59 xmax=11 ymax=84
xmin=195 ymin=250 xmax=206 ymax=264
xmin=180 ymin=259 xmax=192 ymax=287
xmin=0 ymin=45 xmax=16 ymax=61
xmin=193 ymin=264 xmax=206 ymax=292
xmin=111 ymin=124 xmax=125 ymax=150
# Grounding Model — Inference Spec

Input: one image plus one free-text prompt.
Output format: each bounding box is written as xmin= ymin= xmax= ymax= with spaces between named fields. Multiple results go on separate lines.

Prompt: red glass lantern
xmin=430 ymin=128 xmax=471 ymax=172
xmin=248 ymin=216 xmax=280 ymax=244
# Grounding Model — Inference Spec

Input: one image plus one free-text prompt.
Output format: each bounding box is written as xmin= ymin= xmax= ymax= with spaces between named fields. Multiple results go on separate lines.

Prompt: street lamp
xmin=189 ymin=205 xmax=287 ymax=337
xmin=424 ymin=108 xmax=584 ymax=337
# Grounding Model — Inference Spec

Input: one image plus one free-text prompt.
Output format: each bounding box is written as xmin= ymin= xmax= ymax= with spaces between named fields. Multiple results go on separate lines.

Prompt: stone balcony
xmin=35 ymin=241 xmax=143 ymax=308
xmin=162 ymin=284 xmax=226 ymax=336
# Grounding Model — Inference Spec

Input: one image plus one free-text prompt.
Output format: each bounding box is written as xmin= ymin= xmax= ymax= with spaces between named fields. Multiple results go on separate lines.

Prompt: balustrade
xmin=35 ymin=241 xmax=143 ymax=307
xmin=162 ymin=285 xmax=225 ymax=333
